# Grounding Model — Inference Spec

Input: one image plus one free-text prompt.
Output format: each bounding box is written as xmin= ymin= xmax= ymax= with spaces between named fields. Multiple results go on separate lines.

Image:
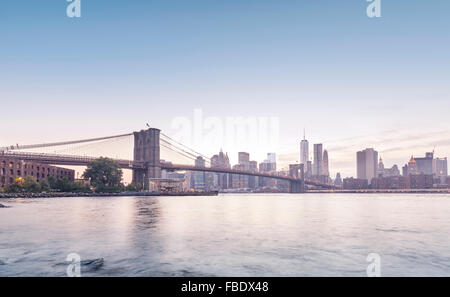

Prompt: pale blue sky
xmin=1 ymin=0 xmax=449 ymax=177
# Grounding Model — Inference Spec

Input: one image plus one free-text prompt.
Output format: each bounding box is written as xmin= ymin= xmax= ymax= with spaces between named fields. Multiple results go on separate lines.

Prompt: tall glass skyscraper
xmin=433 ymin=158 xmax=448 ymax=177
xmin=313 ymin=144 xmax=323 ymax=176
xmin=323 ymin=150 xmax=329 ymax=177
xmin=193 ymin=156 xmax=206 ymax=190
xmin=300 ymin=130 xmax=309 ymax=170
xmin=356 ymin=148 xmax=378 ymax=183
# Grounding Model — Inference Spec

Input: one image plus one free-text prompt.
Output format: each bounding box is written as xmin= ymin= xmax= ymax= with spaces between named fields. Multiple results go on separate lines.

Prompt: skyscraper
xmin=232 ymin=152 xmax=253 ymax=189
xmin=323 ymin=150 xmax=329 ymax=177
xmin=433 ymin=157 xmax=447 ymax=177
xmin=377 ymin=156 xmax=385 ymax=177
xmin=334 ymin=173 xmax=343 ymax=186
xmin=259 ymin=153 xmax=276 ymax=172
xmin=306 ymin=161 xmax=312 ymax=178
xmin=414 ymin=152 xmax=434 ymax=175
xmin=433 ymin=157 xmax=448 ymax=184
xmin=402 ymin=164 xmax=408 ymax=177
xmin=211 ymin=149 xmax=231 ymax=169
xmin=249 ymin=160 xmax=258 ymax=189
xmin=313 ymin=144 xmax=323 ymax=176
xmin=211 ymin=149 xmax=231 ymax=190
xmin=193 ymin=156 xmax=206 ymax=190
xmin=267 ymin=153 xmax=276 ymax=165
xmin=356 ymin=148 xmax=378 ymax=183
xmin=407 ymin=156 xmax=418 ymax=175
xmin=300 ymin=130 xmax=309 ymax=169
xmin=238 ymin=152 xmax=250 ymax=168
xmin=259 ymin=153 xmax=277 ymax=188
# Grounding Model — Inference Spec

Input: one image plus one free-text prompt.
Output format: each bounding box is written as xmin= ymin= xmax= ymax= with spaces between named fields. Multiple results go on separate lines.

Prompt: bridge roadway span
xmin=1 ymin=152 xmax=334 ymax=188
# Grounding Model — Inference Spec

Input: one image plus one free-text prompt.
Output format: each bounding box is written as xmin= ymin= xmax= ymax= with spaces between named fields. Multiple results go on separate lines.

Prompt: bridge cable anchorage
xmin=0 ymin=133 xmax=134 ymax=152
xmin=160 ymin=133 xmax=211 ymax=162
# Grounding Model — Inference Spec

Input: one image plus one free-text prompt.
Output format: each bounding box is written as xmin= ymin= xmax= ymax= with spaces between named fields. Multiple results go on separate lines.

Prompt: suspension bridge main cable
xmin=0 ymin=133 xmax=134 ymax=152
xmin=161 ymin=140 xmax=211 ymax=165
xmin=160 ymin=139 xmax=200 ymax=161
xmin=160 ymin=133 xmax=211 ymax=162
xmin=1 ymin=129 xmax=213 ymax=165
xmin=50 ymin=134 xmax=132 ymax=156
xmin=160 ymin=142 xmax=198 ymax=162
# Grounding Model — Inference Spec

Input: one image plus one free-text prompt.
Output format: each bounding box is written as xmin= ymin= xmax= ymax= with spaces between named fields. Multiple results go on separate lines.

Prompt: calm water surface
xmin=1 ymin=194 xmax=450 ymax=277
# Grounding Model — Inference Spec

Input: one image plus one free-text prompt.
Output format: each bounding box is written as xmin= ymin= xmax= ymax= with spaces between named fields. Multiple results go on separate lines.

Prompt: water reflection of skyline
xmin=1 ymin=194 xmax=450 ymax=276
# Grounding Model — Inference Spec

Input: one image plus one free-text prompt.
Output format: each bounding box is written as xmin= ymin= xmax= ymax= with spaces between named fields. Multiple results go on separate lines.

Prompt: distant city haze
xmin=1 ymin=1 xmax=449 ymax=179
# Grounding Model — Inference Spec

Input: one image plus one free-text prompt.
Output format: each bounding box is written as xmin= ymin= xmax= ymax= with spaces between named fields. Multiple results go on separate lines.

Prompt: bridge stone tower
xmin=289 ymin=180 xmax=305 ymax=193
xmin=132 ymin=128 xmax=161 ymax=189
xmin=289 ymin=163 xmax=306 ymax=193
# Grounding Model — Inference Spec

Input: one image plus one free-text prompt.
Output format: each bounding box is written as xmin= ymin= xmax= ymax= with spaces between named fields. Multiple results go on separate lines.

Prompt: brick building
xmin=343 ymin=178 xmax=368 ymax=190
xmin=0 ymin=157 xmax=75 ymax=189
xmin=408 ymin=173 xmax=434 ymax=189
xmin=371 ymin=174 xmax=434 ymax=190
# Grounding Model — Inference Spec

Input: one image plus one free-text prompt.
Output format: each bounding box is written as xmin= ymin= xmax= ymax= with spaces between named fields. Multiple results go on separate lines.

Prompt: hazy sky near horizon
xmin=1 ymin=0 xmax=450 ymax=178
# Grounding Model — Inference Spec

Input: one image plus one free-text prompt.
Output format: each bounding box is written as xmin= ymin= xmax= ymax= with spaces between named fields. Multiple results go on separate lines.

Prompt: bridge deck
xmin=2 ymin=152 xmax=337 ymax=189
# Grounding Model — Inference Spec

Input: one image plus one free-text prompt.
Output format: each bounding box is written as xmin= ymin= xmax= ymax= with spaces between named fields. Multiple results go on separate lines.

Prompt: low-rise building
xmin=0 ymin=158 xmax=75 ymax=188
xmin=343 ymin=178 xmax=368 ymax=190
xmin=371 ymin=174 xmax=434 ymax=189
xmin=408 ymin=173 xmax=434 ymax=189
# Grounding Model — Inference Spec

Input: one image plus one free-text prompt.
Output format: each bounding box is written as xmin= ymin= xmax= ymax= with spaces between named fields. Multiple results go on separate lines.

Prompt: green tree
xmin=5 ymin=176 xmax=41 ymax=193
xmin=3 ymin=176 xmax=92 ymax=194
xmin=23 ymin=176 xmax=41 ymax=193
xmin=48 ymin=177 xmax=92 ymax=193
xmin=125 ymin=183 xmax=143 ymax=192
xmin=71 ymin=180 xmax=92 ymax=193
xmin=5 ymin=182 xmax=22 ymax=193
xmin=55 ymin=178 xmax=73 ymax=192
xmin=47 ymin=176 xmax=57 ymax=189
xmin=5 ymin=177 xmax=26 ymax=193
xmin=82 ymin=158 xmax=123 ymax=193
xmin=39 ymin=180 xmax=51 ymax=192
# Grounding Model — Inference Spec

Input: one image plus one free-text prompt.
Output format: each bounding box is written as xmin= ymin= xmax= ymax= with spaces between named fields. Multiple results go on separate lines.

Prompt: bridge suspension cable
xmin=160 ymin=132 xmax=211 ymax=162
xmin=160 ymin=139 xmax=200 ymax=161
xmin=48 ymin=134 xmax=133 ymax=159
xmin=160 ymin=140 xmax=211 ymax=167
xmin=0 ymin=133 xmax=134 ymax=152
xmin=160 ymin=142 xmax=198 ymax=162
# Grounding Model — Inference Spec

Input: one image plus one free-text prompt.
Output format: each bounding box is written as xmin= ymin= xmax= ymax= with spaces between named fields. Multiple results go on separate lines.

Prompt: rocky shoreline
xmin=0 ymin=191 xmax=219 ymax=199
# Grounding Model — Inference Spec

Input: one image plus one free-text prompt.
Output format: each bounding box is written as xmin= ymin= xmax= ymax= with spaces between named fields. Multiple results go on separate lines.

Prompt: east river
xmin=1 ymin=194 xmax=450 ymax=276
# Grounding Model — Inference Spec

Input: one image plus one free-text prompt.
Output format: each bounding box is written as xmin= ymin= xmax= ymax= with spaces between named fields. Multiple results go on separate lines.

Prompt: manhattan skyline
xmin=2 ymin=0 xmax=450 ymax=280
xmin=1 ymin=0 xmax=449 ymax=178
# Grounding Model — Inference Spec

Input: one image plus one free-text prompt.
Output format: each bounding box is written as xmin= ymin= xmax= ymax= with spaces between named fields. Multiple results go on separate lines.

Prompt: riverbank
xmin=309 ymin=189 xmax=450 ymax=194
xmin=0 ymin=191 xmax=219 ymax=199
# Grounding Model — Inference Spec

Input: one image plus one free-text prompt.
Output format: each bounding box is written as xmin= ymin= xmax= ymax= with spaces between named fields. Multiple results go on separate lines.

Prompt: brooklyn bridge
xmin=0 ymin=128 xmax=337 ymax=192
